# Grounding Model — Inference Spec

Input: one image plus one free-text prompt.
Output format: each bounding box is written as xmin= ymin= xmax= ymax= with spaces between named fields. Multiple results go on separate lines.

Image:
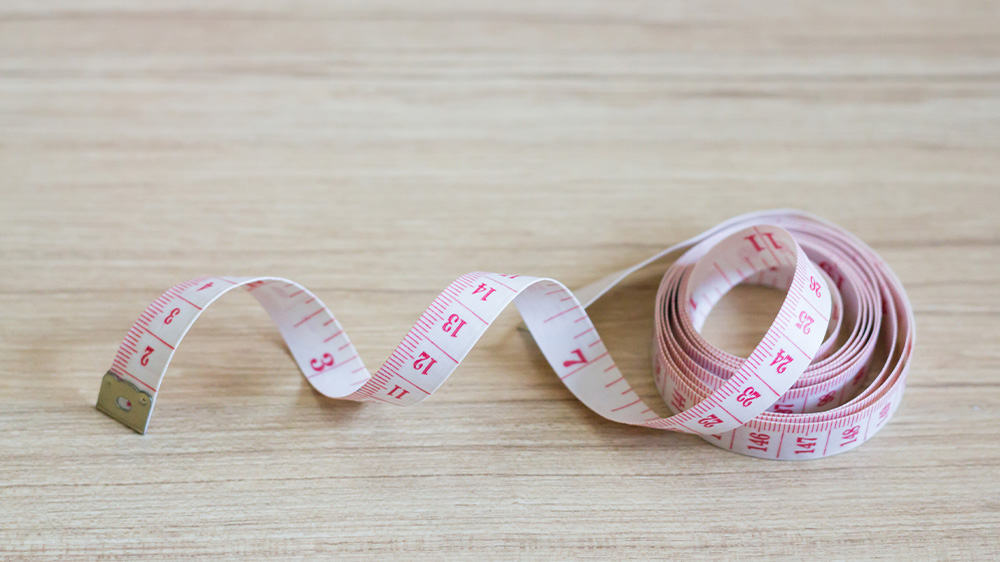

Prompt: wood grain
xmin=1 ymin=1 xmax=998 ymax=559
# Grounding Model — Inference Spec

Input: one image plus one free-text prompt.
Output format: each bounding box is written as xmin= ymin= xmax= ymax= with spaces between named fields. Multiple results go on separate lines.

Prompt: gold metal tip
xmin=96 ymin=371 xmax=152 ymax=434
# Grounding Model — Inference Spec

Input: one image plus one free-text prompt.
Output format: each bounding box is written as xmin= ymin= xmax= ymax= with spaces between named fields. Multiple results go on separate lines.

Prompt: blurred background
xmin=4 ymin=1 xmax=996 ymax=313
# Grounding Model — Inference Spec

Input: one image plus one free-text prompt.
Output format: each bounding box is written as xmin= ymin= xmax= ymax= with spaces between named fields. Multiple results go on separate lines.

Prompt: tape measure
xmin=96 ymin=209 xmax=914 ymax=459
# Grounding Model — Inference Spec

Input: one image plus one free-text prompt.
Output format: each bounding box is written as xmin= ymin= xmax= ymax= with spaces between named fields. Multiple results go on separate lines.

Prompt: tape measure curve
xmin=97 ymin=209 xmax=914 ymax=459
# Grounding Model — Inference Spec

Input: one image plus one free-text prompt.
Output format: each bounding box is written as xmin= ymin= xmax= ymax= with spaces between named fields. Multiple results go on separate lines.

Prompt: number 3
xmin=164 ymin=308 xmax=181 ymax=325
xmin=310 ymin=353 xmax=335 ymax=372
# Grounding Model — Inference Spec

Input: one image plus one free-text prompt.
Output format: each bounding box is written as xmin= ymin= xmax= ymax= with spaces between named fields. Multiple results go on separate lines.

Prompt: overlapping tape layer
xmin=97 ymin=209 xmax=914 ymax=459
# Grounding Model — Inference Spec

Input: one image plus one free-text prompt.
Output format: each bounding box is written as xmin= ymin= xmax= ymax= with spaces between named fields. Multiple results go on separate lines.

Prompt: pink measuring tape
xmin=96 ymin=209 xmax=914 ymax=459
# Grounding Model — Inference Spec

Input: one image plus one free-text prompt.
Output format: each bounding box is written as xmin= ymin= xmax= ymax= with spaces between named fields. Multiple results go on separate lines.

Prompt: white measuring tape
xmin=96 ymin=209 xmax=914 ymax=459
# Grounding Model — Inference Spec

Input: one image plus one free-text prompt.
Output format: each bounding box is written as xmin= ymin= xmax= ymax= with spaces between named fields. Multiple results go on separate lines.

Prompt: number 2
xmin=140 ymin=346 xmax=154 ymax=366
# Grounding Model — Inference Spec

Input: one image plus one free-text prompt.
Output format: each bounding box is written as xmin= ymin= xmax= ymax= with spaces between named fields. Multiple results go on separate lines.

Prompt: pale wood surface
xmin=1 ymin=1 xmax=998 ymax=559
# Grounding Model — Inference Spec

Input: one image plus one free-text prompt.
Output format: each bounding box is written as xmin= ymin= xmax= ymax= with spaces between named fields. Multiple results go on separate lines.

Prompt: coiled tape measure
xmin=96 ymin=209 xmax=914 ymax=459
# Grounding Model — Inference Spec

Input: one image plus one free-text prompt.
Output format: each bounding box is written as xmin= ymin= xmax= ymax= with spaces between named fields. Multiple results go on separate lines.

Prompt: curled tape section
xmin=97 ymin=209 xmax=914 ymax=460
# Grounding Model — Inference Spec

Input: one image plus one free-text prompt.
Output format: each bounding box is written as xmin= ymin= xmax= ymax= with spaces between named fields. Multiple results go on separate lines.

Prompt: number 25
xmin=795 ymin=311 xmax=813 ymax=334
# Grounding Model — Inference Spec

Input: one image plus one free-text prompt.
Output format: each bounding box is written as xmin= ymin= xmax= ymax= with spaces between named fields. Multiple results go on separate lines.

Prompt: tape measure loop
xmin=96 ymin=210 xmax=913 ymax=459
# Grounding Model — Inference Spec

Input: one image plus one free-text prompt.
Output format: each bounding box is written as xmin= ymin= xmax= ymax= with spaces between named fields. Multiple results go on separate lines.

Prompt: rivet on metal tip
xmin=96 ymin=371 xmax=152 ymax=434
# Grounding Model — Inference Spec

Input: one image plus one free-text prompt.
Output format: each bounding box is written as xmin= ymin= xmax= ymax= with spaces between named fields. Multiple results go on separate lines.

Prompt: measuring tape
xmin=96 ymin=209 xmax=914 ymax=459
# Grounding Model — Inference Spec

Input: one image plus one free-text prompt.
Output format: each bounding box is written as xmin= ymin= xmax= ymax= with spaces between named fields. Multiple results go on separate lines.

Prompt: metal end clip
xmin=96 ymin=371 xmax=152 ymax=434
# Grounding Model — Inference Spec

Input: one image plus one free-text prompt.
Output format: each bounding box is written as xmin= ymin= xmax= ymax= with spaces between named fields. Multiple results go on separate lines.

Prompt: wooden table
xmin=2 ymin=2 xmax=997 ymax=558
